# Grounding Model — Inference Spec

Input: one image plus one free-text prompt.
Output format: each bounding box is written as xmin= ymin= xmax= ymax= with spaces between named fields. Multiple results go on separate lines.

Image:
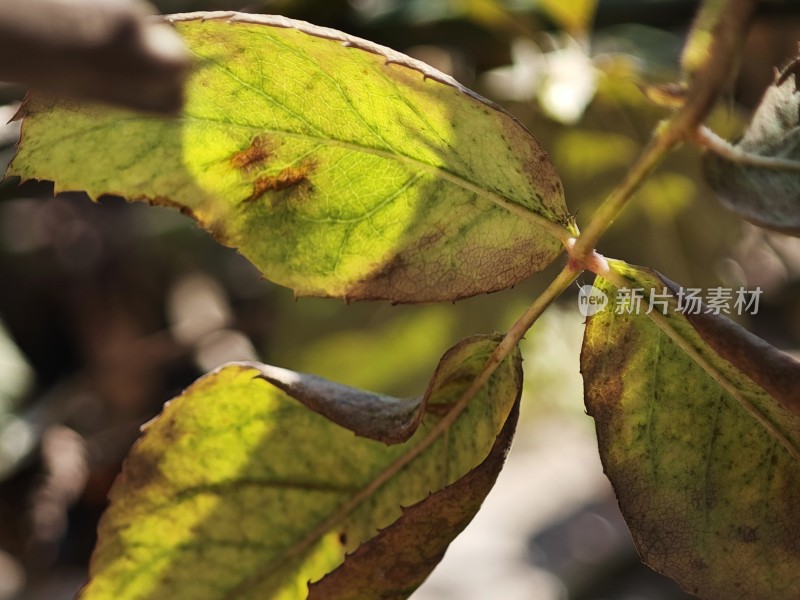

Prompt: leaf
xmin=703 ymin=57 xmax=800 ymax=235
xmin=80 ymin=334 xmax=522 ymax=600
xmin=307 ymin=398 xmax=519 ymax=600
xmin=581 ymin=261 xmax=800 ymax=600
xmin=8 ymin=12 xmax=574 ymax=303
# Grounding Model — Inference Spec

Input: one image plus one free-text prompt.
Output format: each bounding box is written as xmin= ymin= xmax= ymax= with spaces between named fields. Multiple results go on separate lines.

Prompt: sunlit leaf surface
xmin=81 ymin=335 xmax=521 ymax=599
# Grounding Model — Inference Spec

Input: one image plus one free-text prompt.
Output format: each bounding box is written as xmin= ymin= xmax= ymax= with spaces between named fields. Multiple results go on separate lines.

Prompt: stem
xmin=229 ymin=264 xmax=581 ymax=597
xmin=570 ymin=122 xmax=682 ymax=263
xmin=362 ymin=265 xmax=580 ymax=486
xmin=570 ymin=0 xmax=757 ymax=264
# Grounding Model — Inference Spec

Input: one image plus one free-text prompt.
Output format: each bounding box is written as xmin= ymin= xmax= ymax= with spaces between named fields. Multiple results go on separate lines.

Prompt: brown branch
xmin=0 ymin=0 xmax=191 ymax=114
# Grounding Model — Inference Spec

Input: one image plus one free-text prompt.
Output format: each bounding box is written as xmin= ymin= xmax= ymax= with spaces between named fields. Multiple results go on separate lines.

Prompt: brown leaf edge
xmin=307 ymin=391 xmax=521 ymax=599
xmin=163 ymin=11 xmax=520 ymax=119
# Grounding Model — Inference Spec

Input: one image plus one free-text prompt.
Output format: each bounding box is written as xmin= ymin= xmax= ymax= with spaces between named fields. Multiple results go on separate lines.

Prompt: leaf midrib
xmin=645 ymin=308 xmax=800 ymax=461
xmin=24 ymin=109 xmax=572 ymax=244
xmin=604 ymin=268 xmax=800 ymax=462
xmin=197 ymin=117 xmax=570 ymax=240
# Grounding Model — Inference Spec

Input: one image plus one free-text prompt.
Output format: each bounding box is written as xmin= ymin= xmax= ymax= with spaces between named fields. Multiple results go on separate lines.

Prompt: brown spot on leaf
xmin=418 ymin=229 xmax=444 ymax=250
xmin=245 ymin=161 xmax=316 ymax=204
xmin=230 ymin=135 xmax=274 ymax=172
xmin=690 ymin=557 xmax=709 ymax=571
xmin=736 ymin=525 xmax=759 ymax=543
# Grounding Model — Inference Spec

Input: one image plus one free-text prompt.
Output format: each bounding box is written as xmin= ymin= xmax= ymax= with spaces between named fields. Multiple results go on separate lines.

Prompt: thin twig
xmin=570 ymin=0 xmax=757 ymax=263
xmin=569 ymin=122 xmax=682 ymax=262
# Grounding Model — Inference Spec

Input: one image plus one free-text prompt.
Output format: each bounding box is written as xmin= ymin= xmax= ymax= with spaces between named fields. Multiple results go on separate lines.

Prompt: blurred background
xmin=1 ymin=0 xmax=800 ymax=598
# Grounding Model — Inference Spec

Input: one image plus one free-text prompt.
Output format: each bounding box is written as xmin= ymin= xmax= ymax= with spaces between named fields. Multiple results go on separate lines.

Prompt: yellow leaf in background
xmin=536 ymin=0 xmax=598 ymax=34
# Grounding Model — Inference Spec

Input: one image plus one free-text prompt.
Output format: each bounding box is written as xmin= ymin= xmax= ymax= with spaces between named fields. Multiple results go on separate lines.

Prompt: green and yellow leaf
xmin=81 ymin=334 xmax=522 ymax=599
xmin=581 ymin=261 xmax=800 ymax=600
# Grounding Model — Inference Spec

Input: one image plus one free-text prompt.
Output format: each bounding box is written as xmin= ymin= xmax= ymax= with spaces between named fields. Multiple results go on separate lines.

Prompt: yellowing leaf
xmin=81 ymin=335 xmax=522 ymax=599
xmin=581 ymin=262 xmax=800 ymax=600
xmin=8 ymin=12 xmax=574 ymax=303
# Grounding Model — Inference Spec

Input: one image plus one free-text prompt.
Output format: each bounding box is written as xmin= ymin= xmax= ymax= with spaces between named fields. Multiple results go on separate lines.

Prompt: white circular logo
xmin=577 ymin=284 xmax=608 ymax=317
